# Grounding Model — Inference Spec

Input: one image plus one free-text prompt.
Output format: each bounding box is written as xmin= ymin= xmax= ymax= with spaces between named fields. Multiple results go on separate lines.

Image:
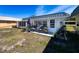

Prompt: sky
xmin=0 ymin=5 xmax=78 ymax=18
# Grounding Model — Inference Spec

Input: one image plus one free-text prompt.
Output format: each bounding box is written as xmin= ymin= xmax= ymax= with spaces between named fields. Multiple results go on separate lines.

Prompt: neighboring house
xmin=0 ymin=16 xmax=21 ymax=29
xmin=71 ymin=6 xmax=79 ymax=25
xmin=17 ymin=12 xmax=70 ymax=34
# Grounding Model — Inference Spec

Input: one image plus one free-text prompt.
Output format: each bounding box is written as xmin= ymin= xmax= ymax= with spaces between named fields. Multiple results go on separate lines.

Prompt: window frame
xmin=50 ymin=19 xmax=55 ymax=28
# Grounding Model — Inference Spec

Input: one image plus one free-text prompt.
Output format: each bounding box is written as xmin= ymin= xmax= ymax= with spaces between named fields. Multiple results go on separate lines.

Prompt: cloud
xmin=64 ymin=5 xmax=77 ymax=14
xmin=35 ymin=5 xmax=46 ymax=16
xmin=47 ymin=5 xmax=77 ymax=14
xmin=35 ymin=5 xmax=78 ymax=16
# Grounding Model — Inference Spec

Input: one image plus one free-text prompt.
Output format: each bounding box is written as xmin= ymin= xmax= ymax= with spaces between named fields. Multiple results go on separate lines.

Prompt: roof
xmin=0 ymin=16 xmax=22 ymax=21
xmin=71 ymin=6 xmax=79 ymax=16
xmin=23 ymin=12 xmax=70 ymax=20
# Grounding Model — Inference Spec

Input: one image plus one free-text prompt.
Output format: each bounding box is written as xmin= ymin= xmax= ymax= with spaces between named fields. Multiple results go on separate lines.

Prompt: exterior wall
xmin=30 ymin=20 xmax=35 ymax=26
xmin=72 ymin=14 xmax=79 ymax=21
xmin=30 ymin=17 xmax=68 ymax=34
xmin=0 ymin=21 xmax=17 ymax=29
xmin=22 ymin=12 xmax=70 ymax=34
xmin=30 ymin=17 xmax=66 ymax=34
xmin=48 ymin=18 xmax=65 ymax=34
xmin=71 ymin=14 xmax=79 ymax=26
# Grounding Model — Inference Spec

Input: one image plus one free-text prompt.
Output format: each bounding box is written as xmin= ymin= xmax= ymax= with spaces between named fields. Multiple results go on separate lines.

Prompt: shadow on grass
xmin=43 ymin=31 xmax=79 ymax=53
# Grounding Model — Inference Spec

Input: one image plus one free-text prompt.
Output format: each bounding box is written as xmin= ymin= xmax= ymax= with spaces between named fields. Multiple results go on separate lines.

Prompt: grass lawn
xmin=0 ymin=28 xmax=50 ymax=53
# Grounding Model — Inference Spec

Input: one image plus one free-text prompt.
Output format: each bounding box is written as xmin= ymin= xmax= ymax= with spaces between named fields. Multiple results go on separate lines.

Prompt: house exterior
xmin=17 ymin=12 xmax=70 ymax=34
xmin=71 ymin=6 xmax=79 ymax=25
xmin=0 ymin=16 xmax=21 ymax=29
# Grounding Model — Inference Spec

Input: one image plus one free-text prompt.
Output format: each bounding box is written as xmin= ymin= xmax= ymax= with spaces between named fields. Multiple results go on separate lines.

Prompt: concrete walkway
xmin=32 ymin=32 xmax=54 ymax=37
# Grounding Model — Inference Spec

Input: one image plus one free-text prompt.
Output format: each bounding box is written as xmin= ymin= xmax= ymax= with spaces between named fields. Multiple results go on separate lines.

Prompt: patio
xmin=29 ymin=20 xmax=52 ymax=34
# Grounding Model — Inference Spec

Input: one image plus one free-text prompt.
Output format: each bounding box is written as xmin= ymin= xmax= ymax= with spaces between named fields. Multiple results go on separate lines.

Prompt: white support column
xmin=16 ymin=21 xmax=19 ymax=28
xmin=32 ymin=20 xmax=34 ymax=26
xmin=26 ymin=21 xmax=27 ymax=27
xmin=47 ymin=20 xmax=50 ymax=28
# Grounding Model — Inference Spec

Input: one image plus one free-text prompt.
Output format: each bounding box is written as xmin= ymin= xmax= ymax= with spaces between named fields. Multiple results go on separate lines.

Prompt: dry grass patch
xmin=0 ymin=28 xmax=51 ymax=53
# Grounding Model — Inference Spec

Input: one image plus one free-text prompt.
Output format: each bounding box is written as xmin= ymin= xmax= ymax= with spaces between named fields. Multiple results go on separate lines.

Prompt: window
xmin=50 ymin=20 xmax=55 ymax=28
xmin=43 ymin=21 xmax=47 ymax=27
xmin=60 ymin=21 xmax=63 ymax=25
xmin=19 ymin=21 xmax=26 ymax=26
xmin=65 ymin=22 xmax=76 ymax=24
